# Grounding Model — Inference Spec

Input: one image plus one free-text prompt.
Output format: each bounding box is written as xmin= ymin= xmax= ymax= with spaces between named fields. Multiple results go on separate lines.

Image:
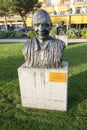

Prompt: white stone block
xmin=56 ymin=35 xmax=68 ymax=46
xmin=18 ymin=62 xmax=68 ymax=111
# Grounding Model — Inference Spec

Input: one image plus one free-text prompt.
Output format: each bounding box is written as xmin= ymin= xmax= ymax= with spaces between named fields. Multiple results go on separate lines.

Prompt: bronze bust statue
xmin=57 ymin=21 xmax=65 ymax=35
xmin=23 ymin=9 xmax=65 ymax=68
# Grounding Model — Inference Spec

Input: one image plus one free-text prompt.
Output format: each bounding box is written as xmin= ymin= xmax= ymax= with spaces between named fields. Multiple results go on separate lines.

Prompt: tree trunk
xmin=21 ymin=16 xmax=27 ymax=29
xmin=4 ymin=16 xmax=8 ymax=32
xmin=69 ymin=15 xmax=71 ymax=28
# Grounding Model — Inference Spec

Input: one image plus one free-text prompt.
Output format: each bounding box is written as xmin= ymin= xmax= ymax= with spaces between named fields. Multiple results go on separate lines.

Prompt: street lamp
xmin=66 ymin=12 xmax=69 ymax=31
xmin=4 ymin=16 xmax=8 ymax=32
xmin=66 ymin=8 xmax=72 ymax=31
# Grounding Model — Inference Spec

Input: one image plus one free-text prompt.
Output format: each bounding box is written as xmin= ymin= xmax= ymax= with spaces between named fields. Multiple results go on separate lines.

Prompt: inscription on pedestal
xmin=49 ymin=72 xmax=66 ymax=82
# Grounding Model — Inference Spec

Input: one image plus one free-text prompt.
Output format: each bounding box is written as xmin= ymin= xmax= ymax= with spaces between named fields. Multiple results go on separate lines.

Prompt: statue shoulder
xmin=23 ymin=37 xmax=36 ymax=56
xmin=55 ymin=38 xmax=66 ymax=48
xmin=24 ymin=37 xmax=36 ymax=46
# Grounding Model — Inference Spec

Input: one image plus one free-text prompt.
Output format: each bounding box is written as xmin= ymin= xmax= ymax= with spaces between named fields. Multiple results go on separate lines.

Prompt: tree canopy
xmin=0 ymin=0 xmax=41 ymax=27
xmin=10 ymin=0 xmax=41 ymax=27
xmin=11 ymin=0 xmax=41 ymax=16
xmin=0 ymin=0 xmax=12 ymax=16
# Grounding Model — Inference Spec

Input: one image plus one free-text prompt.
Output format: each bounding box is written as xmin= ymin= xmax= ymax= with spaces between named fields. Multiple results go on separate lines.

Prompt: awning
xmin=58 ymin=5 xmax=68 ymax=11
xmin=38 ymin=0 xmax=44 ymax=2
xmin=41 ymin=6 xmax=54 ymax=13
xmin=75 ymin=4 xmax=84 ymax=8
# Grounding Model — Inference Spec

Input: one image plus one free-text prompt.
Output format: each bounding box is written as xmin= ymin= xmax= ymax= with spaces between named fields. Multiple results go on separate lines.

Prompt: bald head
xmin=32 ymin=9 xmax=52 ymax=43
xmin=32 ymin=9 xmax=51 ymax=26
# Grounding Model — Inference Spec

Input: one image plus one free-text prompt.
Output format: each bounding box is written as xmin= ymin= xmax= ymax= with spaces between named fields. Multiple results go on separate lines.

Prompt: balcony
xmin=74 ymin=0 xmax=84 ymax=3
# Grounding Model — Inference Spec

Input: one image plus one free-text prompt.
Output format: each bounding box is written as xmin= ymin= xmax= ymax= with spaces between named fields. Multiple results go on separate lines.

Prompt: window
xmin=85 ymin=0 xmax=87 ymax=3
xmin=75 ymin=7 xmax=81 ymax=13
xmin=60 ymin=11 xmax=66 ymax=15
xmin=75 ymin=0 xmax=83 ymax=2
xmin=85 ymin=6 xmax=87 ymax=13
xmin=46 ymin=0 xmax=51 ymax=6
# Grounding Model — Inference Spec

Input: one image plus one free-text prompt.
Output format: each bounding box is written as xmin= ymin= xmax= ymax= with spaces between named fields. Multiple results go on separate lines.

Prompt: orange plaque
xmin=49 ymin=72 xmax=66 ymax=82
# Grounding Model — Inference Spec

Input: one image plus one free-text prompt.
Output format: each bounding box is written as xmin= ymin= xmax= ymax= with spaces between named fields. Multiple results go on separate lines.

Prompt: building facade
xmin=0 ymin=0 xmax=87 ymax=28
xmin=39 ymin=0 xmax=87 ymax=15
xmin=38 ymin=0 xmax=87 ymax=28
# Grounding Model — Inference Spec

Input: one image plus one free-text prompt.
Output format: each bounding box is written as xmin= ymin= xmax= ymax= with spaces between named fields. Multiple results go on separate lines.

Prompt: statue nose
xmin=39 ymin=25 xmax=44 ymax=31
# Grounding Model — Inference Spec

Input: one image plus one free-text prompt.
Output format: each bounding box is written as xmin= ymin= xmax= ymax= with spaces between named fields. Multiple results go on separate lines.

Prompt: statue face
xmin=32 ymin=10 xmax=51 ymax=42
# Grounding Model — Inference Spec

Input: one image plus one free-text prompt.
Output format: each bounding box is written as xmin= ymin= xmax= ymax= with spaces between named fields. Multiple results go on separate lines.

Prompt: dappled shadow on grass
xmin=68 ymin=42 xmax=83 ymax=46
xmin=64 ymin=43 xmax=87 ymax=110
xmin=0 ymin=43 xmax=87 ymax=130
xmin=0 ymin=55 xmax=24 ymax=81
xmin=68 ymin=70 xmax=87 ymax=110
xmin=64 ymin=43 xmax=87 ymax=68
xmin=0 ymin=42 xmax=23 ymax=45
xmin=0 ymin=43 xmax=87 ymax=109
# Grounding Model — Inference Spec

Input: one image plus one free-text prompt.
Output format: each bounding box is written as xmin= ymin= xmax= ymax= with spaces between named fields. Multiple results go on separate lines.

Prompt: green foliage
xmin=83 ymin=32 xmax=87 ymax=38
xmin=11 ymin=0 xmax=41 ymax=16
xmin=7 ymin=31 xmax=16 ymax=38
xmin=0 ymin=42 xmax=87 ymax=130
xmin=67 ymin=28 xmax=76 ymax=38
xmin=80 ymin=29 xmax=87 ymax=38
xmin=0 ymin=31 xmax=8 ymax=38
xmin=0 ymin=0 xmax=12 ymax=16
xmin=81 ymin=29 xmax=86 ymax=35
xmin=0 ymin=0 xmax=41 ymax=16
xmin=0 ymin=31 xmax=18 ymax=38
xmin=67 ymin=28 xmax=81 ymax=38
xmin=0 ymin=0 xmax=41 ymax=27
xmin=50 ymin=27 xmax=57 ymax=37
xmin=74 ymin=29 xmax=81 ymax=37
xmin=27 ymin=30 xmax=36 ymax=38
xmin=15 ymin=32 xmax=26 ymax=38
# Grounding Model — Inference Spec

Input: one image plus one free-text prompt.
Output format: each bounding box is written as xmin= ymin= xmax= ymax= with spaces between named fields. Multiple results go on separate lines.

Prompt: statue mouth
xmin=37 ymin=30 xmax=49 ymax=36
xmin=38 ymin=31 xmax=46 ymax=35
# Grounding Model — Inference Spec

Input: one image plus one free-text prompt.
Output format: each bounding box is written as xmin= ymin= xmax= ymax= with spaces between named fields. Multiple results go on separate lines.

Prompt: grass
xmin=0 ymin=42 xmax=87 ymax=130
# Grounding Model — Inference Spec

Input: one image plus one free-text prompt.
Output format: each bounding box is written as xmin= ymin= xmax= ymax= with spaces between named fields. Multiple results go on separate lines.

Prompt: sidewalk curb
xmin=0 ymin=38 xmax=87 ymax=43
xmin=0 ymin=39 xmax=28 ymax=43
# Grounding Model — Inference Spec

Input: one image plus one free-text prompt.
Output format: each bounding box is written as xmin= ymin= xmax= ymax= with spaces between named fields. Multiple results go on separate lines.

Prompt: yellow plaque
xmin=49 ymin=72 xmax=66 ymax=82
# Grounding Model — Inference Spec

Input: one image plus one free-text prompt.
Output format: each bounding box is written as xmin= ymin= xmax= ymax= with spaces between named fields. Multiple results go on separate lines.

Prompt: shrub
xmin=82 ymin=32 xmax=87 ymax=38
xmin=75 ymin=29 xmax=81 ymax=38
xmin=0 ymin=31 xmax=8 ymax=38
xmin=67 ymin=29 xmax=76 ymax=38
xmin=80 ymin=29 xmax=87 ymax=37
xmin=7 ymin=31 xmax=16 ymax=38
xmin=27 ymin=30 xmax=36 ymax=38
xmin=50 ymin=27 xmax=57 ymax=37
xmin=15 ymin=32 xmax=26 ymax=38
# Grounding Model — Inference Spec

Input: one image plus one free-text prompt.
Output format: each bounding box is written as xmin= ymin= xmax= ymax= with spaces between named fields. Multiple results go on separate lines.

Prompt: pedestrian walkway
xmin=0 ymin=38 xmax=87 ymax=43
xmin=68 ymin=38 xmax=87 ymax=43
xmin=0 ymin=39 xmax=28 ymax=43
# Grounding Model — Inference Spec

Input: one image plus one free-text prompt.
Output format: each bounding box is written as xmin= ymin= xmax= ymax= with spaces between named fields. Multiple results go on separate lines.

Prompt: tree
xmin=10 ymin=0 xmax=41 ymax=28
xmin=0 ymin=0 xmax=11 ymax=16
xmin=0 ymin=0 xmax=13 ymax=31
xmin=0 ymin=0 xmax=41 ymax=30
xmin=68 ymin=8 xmax=73 ymax=28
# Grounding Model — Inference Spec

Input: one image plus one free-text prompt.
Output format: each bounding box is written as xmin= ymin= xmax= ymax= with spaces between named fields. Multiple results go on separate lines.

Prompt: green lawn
xmin=0 ymin=42 xmax=87 ymax=130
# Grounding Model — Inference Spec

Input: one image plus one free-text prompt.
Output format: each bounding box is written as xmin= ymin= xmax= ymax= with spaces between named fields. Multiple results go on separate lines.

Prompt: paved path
xmin=68 ymin=38 xmax=87 ymax=43
xmin=0 ymin=39 xmax=28 ymax=43
xmin=0 ymin=38 xmax=87 ymax=43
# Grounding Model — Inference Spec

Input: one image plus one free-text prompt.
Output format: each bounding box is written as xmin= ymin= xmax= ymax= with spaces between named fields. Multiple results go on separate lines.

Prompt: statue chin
xmin=37 ymin=32 xmax=49 ymax=42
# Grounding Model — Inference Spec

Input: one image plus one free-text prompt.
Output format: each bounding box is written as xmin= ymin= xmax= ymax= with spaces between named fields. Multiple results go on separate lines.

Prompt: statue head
xmin=32 ymin=9 xmax=52 ymax=43
xmin=60 ymin=21 xmax=64 ymax=26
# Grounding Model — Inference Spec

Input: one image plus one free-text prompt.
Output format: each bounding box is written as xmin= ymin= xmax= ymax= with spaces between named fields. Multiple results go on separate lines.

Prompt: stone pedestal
xmin=18 ymin=62 xmax=68 ymax=111
xmin=56 ymin=35 xmax=68 ymax=46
